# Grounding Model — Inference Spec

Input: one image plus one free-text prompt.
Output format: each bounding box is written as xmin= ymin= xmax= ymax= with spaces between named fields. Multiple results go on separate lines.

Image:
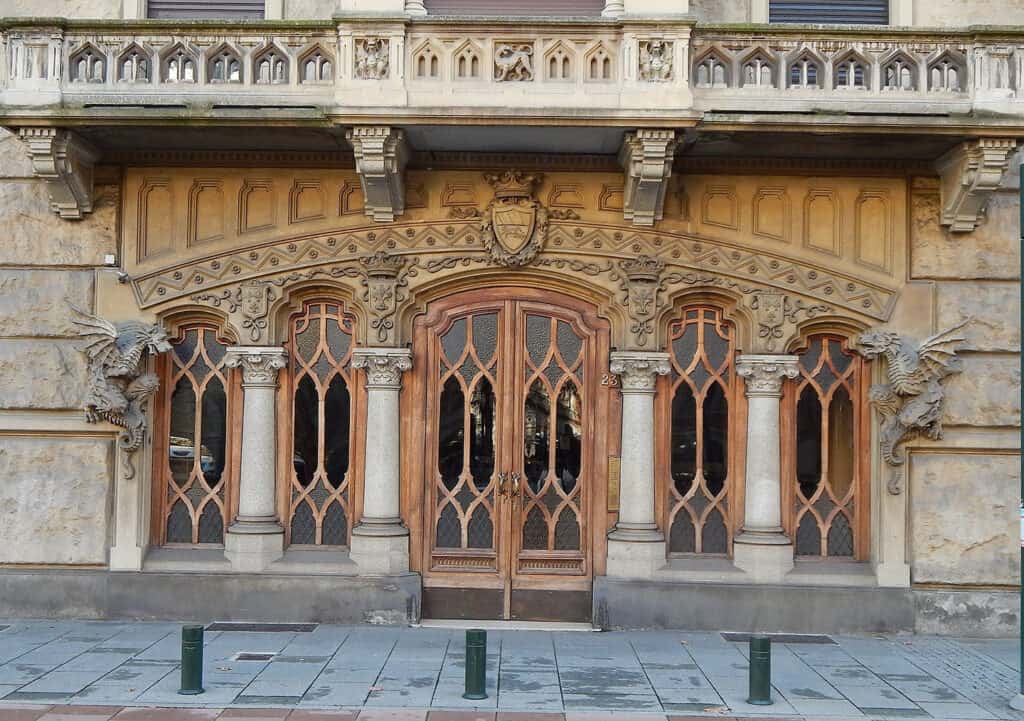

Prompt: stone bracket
xmin=346 ymin=126 xmax=409 ymax=223
xmin=936 ymin=137 xmax=1019 ymax=233
xmin=619 ymin=129 xmax=678 ymax=227
xmin=19 ymin=128 xmax=100 ymax=220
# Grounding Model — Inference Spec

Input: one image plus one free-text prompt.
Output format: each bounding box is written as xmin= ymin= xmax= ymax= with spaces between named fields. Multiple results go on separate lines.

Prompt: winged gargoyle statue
xmin=857 ymin=320 xmax=969 ymax=495
xmin=71 ymin=303 xmax=172 ymax=479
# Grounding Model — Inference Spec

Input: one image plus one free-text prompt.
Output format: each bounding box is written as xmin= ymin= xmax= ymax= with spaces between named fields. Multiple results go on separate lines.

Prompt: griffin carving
xmin=71 ymin=304 xmax=172 ymax=479
xmin=857 ymin=321 xmax=969 ymax=495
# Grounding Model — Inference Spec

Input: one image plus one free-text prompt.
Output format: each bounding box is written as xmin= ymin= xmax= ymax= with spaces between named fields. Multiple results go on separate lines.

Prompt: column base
xmin=109 ymin=544 xmax=145 ymax=572
xmin=606 ymin=536 xmax=667 ymax=579
xmin=350 ymin=523 xmax=410 ymax=575
xmin=225 ymin=523 xmax=284 ymax=573
xmin=733 ymin=534 xmax=794 ymax=583
xmin=875 ymin=561 xmax=912 ymax=587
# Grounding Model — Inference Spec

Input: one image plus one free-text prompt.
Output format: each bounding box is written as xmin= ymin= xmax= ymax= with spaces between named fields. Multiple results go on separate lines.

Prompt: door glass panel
xmin=438 ymin=376 xmax=465 ymax=491
xmin=555 ymin=384 xmax=582 ymax=494
xmin=469 ymin=377 xmax=496 ymax=491
xmin=523 ymin=379 xmax=550 ymax=493
xmin=702 ymin=381 xmax=728 ymax=496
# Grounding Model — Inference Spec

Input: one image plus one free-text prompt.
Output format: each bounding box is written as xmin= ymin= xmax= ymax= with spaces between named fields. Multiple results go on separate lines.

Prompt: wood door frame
xmin=406 ymin=286 xmax=612 ymax=609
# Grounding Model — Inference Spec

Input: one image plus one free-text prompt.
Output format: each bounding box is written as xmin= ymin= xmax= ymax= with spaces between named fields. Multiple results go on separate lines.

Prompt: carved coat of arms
xmin=481 ymin=170 xmax=548 ymax=267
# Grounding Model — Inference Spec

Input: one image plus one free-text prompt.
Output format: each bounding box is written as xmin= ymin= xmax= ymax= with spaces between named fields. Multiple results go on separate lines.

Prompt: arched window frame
xmin=151 ymin=322 xmax=241 ymax=547
xmin=656 ymin=305 xmax=746 ymax=558
xmin=782 ymin=333 xmax=870 ymax=560
xmin=279 ymin=298 xmax=365 ymax=548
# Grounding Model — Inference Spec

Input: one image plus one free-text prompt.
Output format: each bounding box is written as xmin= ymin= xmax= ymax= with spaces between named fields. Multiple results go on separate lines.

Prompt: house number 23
xmin=600 ymin=373 xmax=620 ymax=387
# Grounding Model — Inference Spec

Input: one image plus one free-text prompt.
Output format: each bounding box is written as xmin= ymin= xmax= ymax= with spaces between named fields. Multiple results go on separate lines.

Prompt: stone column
xmin=405 ymin=0 xmax=427 ymax=14
xmin=606 ymin=351 xmax=672 ymax=577
xmin=602 ymin=0 xmax=625 ymax=17
xmin=350 ymin=347 xmax=413 ymax=574
xmin=223 ymin=346 xmax=287 ymax=572
xmin=733 ymin=354 xmax=800 ymax=582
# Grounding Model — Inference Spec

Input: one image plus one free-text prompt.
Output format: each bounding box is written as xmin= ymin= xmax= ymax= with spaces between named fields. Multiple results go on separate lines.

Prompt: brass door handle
xmin=497 ymin=471 xmax=509 ymax=496
xmin=510 ymin=471 xmax=521 ymax=498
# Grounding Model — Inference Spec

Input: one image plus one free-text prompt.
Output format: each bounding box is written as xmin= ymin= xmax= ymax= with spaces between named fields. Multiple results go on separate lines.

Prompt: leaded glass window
xmin=158 ymin=325 xmax=232 ymax=545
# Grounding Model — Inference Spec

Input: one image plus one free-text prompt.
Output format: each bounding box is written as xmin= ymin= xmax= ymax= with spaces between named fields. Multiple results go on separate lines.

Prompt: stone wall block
xmin=0 ymin=129 xmax=35 ymax=179
xmin=0 ymin=270 xmax=94 ymax=338
xmin=0 ymin=437 xmax=113 ymax=565
xmin=1 ymin=0 xmax=121 ymax=17
xmin=0 ymin=340 xmax=88 ymax=410
xmin=936 ymin=282 xmax=1020 ymax=352
xmin=0 ymin=181 xmax=116 ymax=266
xmin=943 ymin=355 xmax=1020 ymax=427
xmin=912 ymin=191 xmax=1020 ymax=280
xmin=910 ymin=453 xmax=1019 ymax=585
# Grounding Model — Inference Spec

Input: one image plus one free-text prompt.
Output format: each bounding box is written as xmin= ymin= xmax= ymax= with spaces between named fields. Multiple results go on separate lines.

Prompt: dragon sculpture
xmin=71 ymin=303 xmax=172 ymax=479
xmin=857 ymin=320 xmax=969 ymax=495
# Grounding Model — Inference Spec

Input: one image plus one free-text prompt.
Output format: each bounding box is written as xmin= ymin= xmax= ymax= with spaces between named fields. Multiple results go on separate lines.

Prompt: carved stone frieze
xmin=360 ymin=251 xmax=413 ymax=346
xmin=619 ymin=129 xmax=678 ymax=227
xmin=346 ymin=126 xmax=409 ymax=222
xmin=481 ymin=170 xmax=549 ymax=266
xmin=71 ymin=304 xmax=172 ymax=479
xmin=355 ymin=38 xmax=390 ymax=79
xmin=747 ymin=290 xmax=831 ymax=354
xmin=936 ymin=137 xmax=1019 ymax=233
xmin=19 ymin=128 xmax=100 ymax=220
xmin=639 ymin=40 xmax=674 ymax=81
xmin=857 ymin=321 xmax=969 ymax=495
xmin=736 ymin=355 xmax=800 ymax=396
xmin=224 ymin=346 xmax=288 ymax=386
xmin=608 ymin=351 xmax=671 ymax=392
xmin=494 ymin=44 xmax=534 ymax=81
xmin=351 ymin=347 xmax=413 ymax=388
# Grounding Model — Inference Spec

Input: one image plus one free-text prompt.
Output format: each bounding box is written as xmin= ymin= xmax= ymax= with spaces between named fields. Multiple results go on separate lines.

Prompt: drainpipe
xmin=1014 ymin=163 xmax=1024 ymax=712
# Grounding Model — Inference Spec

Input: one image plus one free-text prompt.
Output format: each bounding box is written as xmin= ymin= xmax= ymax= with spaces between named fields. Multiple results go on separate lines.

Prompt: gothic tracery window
xmin=155 ymin=325 xmax=233 ymax=545
xmin=664 ymin=307 xmax=736 ymax=555
xmin=286 ymin=301 xmax=357 ymax=547
xmin=788 ymin=335 xmax=867 ymax=559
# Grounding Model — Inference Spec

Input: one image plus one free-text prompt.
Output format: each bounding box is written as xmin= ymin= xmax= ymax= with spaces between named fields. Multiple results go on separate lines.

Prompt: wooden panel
xmin=510 ymin=589 xmax=592 ymax=622
xmin=423 ymin=587 xmax=503 ymax=620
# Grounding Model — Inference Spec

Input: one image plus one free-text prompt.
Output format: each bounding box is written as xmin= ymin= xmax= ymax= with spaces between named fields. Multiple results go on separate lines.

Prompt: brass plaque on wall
xmin=607 ymin=456 xmax=621 ymax=511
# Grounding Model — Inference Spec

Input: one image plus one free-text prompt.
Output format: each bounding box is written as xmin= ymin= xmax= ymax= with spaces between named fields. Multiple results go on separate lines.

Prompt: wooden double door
xmin=415 ymin=290 xmax=609 ymax=621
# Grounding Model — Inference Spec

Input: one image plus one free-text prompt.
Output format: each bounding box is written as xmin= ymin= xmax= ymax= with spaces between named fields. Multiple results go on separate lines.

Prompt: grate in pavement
xmin=207 ymin=622 xmax=317 ymax=632
xmin=233 ymin=652 xmax=277 ymax=661
xmin=721 ymin=632 xmax=835 ymax=644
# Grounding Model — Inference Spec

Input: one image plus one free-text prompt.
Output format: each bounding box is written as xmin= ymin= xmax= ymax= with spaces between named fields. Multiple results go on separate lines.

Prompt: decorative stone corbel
xmin=360 ymin=251 xmax=411 ymax=346
xmin=935 ymin=137 xmax=1019 ymax=233
xmin=71 ymin=304 xmax=172 ymax=479
xmin=619 ymin=129 xmax=678 ymax=227
xmin=19 ymin=128 xmax=100 ymax=220
xmin=746 ymin=290 xmax=831 ymax=354
xmin=857 ymin=321 xmax=969 ymax=495
xmin=617 ymin=255 xmax=665 ymax=348
xmin=346 ymin=126 xmax=409 ymax=223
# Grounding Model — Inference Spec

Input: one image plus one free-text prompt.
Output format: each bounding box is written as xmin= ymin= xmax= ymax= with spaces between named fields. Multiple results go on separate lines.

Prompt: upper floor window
xmin=147 ymin=0 xmax=265 ymax=19
xmin=769 ymin=0 xmax=888 ymax=25
xmin=424 ymin=0 xmax=604 ymax=15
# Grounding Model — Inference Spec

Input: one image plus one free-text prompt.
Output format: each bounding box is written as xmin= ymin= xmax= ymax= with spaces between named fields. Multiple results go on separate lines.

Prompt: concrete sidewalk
xmin=0 ymin=621 xmax=1019 ymax=720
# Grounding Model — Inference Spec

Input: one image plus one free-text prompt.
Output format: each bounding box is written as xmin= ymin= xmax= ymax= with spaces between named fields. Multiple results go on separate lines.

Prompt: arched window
xmin=787 ymin=335 xmax=868 ymax=559
xmin=154 ymin=325 xmax=234 ymax=545
xmin=663 ymin=307 xmax=737 ymax=555
xmin=286 ymin=300 xmax=357 ymax=547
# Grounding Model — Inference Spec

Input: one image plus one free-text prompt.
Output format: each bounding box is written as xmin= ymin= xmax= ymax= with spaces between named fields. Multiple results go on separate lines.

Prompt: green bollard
xmin=463 ymin=628 xmax=488 ymax=700
xmin=747 ymin=635 xmax=772 ymax=705
xmin=178 ymin=624 xmax=205 ymax=695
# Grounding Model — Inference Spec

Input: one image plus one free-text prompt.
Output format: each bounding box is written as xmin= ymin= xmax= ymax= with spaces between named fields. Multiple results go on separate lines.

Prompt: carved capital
xmin=736 ymin=355 xmax=800 ymax=397
xmin=936 ymin=137 xmax=1019 ymax=233
xmin=346 ymin=126 xmax=409 ymax=223
xmin=19 ymin=128 xmax=99 ymax=220
xmin=224 ymin=346 xmax=287 ymax=387
xmin=352 ymin=347 xmax=413 ymax=388
xmin=609 ymin=351 xmax=671 ymax=392
xmin=619 ymin=129 xmax=677 ymax=227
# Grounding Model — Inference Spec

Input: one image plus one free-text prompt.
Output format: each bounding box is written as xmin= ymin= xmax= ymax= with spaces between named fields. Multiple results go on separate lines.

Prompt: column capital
xmin=736 ymin=354 xmax=800 ymax=396
xmin=352 ymin=347 xmax=413 ymax=388
xmin=609 ymin=351 xmax=671 ymax=392
xmin=224 ymin=346 xmax=287 ymax=387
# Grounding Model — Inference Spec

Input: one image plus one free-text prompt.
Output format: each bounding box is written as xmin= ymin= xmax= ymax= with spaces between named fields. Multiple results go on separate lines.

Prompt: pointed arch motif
xmin=69 ymin=42 xmax=107 ymax=83
xmin=117 ymin=42 xmax=152 ymax=82
xmin=738 ymin=46 xmax=777 ymax=89
xmin=786 ymin=47 xmax=824 ymax=89
xmin=584 ymin=41 xmax=615 ymax=82
xmin=206 ymin=42 xmax=243 ymax=84
xmin=927 ymin=49 xmax=967 ymax=93
xmin=412 ymin=40 xmax=443 ymax=80
xmin=160 ymin=42 xmax=198 ymax=83
xmin=880 ymin=50 xmax=919 ymax=91
xmin=253 ymin=42 xmax=289 ymax=84
xmin=452 ymin=39 xmax=483 ymax=80
xmin=693 ymin=47 xmax=731 ymax=88
xmin=298 ymin=43 xmax=334 ymax=84
xmin=544 ymin=40 xmax=576 ymax=82
xmin=833 ymin=48 xmax=871 ymax=90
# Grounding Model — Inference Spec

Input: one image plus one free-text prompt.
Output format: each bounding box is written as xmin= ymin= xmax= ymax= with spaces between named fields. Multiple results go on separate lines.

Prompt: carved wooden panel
xmin=285 ymin=300 xmax=357 ymax=546
xmin=664 ymin=307 xmax=736 ymax=556
xmin=154 ymin=325 xmax=234 ymax=546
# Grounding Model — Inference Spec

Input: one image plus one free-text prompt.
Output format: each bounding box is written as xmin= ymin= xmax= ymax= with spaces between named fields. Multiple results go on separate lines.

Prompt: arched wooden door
xmin=414 ymin=288 xmax=610 ymax=621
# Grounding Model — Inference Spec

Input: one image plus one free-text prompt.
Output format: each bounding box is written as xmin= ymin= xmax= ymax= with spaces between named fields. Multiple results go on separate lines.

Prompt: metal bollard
xmin=747 ymin=634 xmax=772 ymax=705
xmin=463 ymin=628 xmax=488 ymax=700
xmin=178 ymin=624 xmax=205 ymax=695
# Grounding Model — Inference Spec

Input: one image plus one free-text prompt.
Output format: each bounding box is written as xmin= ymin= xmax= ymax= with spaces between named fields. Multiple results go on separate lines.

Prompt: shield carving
xmin=492 ymin=198 xmax=536 ymax=254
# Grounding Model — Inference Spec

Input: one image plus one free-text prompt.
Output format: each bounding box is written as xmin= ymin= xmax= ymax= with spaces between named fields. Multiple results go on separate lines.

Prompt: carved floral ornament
xmin=351 ymin=347 xmax=413 ymax=387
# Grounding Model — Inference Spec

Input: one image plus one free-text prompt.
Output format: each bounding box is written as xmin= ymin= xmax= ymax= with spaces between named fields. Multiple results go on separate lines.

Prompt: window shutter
xmin=424 ymin=0 xmax=605 ymax=15
xmin=147 ymin=0 xmax=265 ymax=19
xmin=769 ymin=0 xmax=888 ymax=24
